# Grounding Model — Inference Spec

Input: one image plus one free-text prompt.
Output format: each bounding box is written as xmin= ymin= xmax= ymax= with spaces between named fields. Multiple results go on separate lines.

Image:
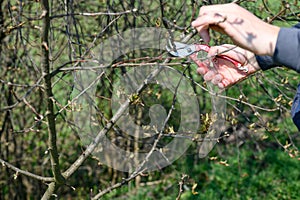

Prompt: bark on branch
xmin=41 ymin=0 xmax=65 ymax=196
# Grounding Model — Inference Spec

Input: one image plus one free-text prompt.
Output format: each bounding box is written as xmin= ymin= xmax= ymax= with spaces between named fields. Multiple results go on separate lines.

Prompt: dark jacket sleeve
xmin=256 ymin=23 xmax=300 ymax=131
xmin=256 ymin=22 xmax=300 ymax=72
xmin=291 ymin=84 xmax=300 ymax=131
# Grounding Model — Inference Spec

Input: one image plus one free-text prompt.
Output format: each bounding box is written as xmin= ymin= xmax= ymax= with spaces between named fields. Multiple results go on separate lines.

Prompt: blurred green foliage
xmin=102 ymin=146 xmax=300 ymax=200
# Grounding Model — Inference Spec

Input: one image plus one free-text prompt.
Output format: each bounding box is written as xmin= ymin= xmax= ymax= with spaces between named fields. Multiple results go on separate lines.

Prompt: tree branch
xmin=0 ymin=158 xmax=54 ymax=182
xmin=50 ymin=8 xmax=138 ymax=19
xmin=41 ymin=0 xmax=65 ymax=187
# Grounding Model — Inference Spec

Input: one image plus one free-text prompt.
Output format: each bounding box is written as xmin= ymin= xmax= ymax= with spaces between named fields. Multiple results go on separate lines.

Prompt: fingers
xmin=191 ymin=6 xmax=228 ymax=27
xmin=192 ymin=3 xmax=280 ymax=55
xmin=190 ymin=53 xmax=209 ymax=75
xmin=192 ymin=17 xmax=224 ymax=43
xmin=204 ymin=72 xmax=226 ymax=87
xmin=203 ymin=71 xmax=215 ymax=81
xmin=192 ymin=52 xmax=226 ymax=88
xmin=191 ymin=7 xmax=228 ymax=43
xmin=196 ymin=64 xmax=235 ymax=89
xmin=197 ymin=67 xmax=206 ymax=75
xmin=199 ymin=29 xmax=210 ymax=43
xmin=211 ymin=74 xmax=223 ymax=85
xmin=219 ymin=78 xmax=232 ymax=89
xmin=218 ymin=79 xmax=231 ymax=89
xmin=192 ymin=45 xmax=255 ymax=89
xmin=198 ymin=68 xmax=226 ymax=88
xmin=194 ymin=50 xmax=248 ymax=89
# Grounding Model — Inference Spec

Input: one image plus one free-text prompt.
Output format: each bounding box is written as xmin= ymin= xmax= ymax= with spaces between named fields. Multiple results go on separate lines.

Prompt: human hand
xmin=191 ymin=3 xmax=280 ymax=56
xmin=190 ymin=44 xmax=260 ymax=89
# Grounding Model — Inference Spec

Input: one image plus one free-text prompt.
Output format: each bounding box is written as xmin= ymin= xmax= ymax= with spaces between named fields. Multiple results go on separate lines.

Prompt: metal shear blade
xmin=166 ymin=39 xmax=248 ymax=73
xmin=166 ymin=41 xmax=197 ymax=57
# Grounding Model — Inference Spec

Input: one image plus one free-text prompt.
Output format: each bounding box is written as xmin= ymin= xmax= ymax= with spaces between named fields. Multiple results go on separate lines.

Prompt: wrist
xmin=264 ymin=24 xmax=280 ymax=56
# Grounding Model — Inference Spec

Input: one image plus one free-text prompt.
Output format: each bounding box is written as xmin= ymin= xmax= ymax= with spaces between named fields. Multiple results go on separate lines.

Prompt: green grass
xmin=101 ymin=144 xmax=300 ymax=200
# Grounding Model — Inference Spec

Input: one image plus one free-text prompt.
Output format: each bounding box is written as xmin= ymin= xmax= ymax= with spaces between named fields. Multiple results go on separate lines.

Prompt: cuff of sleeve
xmin=255 ymin=55 xmax=277 ymax=71
xmin=273 ymin=27 xmax=300 ymax=72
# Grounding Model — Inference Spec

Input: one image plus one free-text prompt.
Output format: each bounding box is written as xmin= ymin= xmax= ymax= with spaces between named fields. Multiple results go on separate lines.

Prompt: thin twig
xmin=0 ymin=158 xmax=54 ymax=182
xmin=50 ymin=8 xmax=138 ymax=19
xmin=176 ymin=174 xmax=188 ymax=200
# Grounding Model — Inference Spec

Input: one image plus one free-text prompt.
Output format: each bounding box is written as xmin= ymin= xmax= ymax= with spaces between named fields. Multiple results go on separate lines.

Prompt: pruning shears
xmin=166 ymin=40 xmax=248 ymax=73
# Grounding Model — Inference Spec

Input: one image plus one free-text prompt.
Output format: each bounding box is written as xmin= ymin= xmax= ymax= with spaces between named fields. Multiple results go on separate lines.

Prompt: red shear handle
xmin=217 ymin=55 xmax=241 ymax=68
xmin=194 ymin=44 xmax=247 ymax=73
